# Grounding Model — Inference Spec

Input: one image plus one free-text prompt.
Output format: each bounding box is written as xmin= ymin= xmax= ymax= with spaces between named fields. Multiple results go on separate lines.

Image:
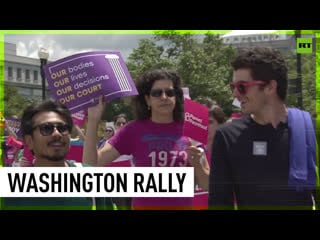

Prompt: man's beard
xmin=40 ymin=153 xmax=66 ymax=162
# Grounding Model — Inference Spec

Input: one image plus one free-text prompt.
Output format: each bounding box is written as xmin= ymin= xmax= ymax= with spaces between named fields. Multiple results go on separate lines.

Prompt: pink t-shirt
xmin=108 ymin=119 xmax=193 ymax=210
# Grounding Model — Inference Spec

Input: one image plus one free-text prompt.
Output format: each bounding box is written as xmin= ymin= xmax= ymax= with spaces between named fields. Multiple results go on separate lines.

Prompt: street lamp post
xmin=38 ymin=48 xmax=49 ymax=101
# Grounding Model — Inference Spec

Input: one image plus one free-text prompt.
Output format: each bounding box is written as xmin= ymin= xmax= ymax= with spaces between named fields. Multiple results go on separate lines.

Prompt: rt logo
xmin=297 ymin=38 xmax=313 ymax=54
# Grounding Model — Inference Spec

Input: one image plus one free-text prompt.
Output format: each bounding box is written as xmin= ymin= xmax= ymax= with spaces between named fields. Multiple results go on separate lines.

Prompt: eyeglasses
xmin=32 ymin=122 xmax=71 ymax=136
xmin=229 ymin=80 xmax=267 ymax=95
xmin=105 ymin=129 xmax=113 ymax=133
xmin=149 ymin=88 xmax=176 ymax=98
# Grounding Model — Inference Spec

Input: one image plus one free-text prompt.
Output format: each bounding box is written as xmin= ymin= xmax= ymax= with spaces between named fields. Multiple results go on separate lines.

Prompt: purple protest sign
xmin=4 ymin=116 xmax=22 ymax=138
xmin=44 ymin=51 xmax=138 ymax=114
xmin=183 ymin=98 xmax=208 ymax=145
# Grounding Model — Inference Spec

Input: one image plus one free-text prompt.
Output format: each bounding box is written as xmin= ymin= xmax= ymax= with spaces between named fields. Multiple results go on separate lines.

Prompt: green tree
xmin=3 ymin=84 xmax=38 ymax=118
xmin=285 ymin=52 xmax=316 ymax=114
xmin=300 ymin=54 xmax=316 ymax=114
xmin=175 ymin=34 xmax=236 ymax=115
xmin=126 ymin=32 xmax=316 ymax=117
xmin=102 ymin=97 xmax=133 ymax=122
xmin=126 ymin=38 xmax=176 ymax=80
xmin=126 ymin=31 xmax=237 ymax=116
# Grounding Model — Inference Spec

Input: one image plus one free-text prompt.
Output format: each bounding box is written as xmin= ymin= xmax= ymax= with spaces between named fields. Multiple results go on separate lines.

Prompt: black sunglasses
xmin=149 ymin=88 xmax=176 ymax=97
xmin=32 ymin=122 xmax=71 ymax=136
xmin=229 ymin=80 xmax=267 ymax=95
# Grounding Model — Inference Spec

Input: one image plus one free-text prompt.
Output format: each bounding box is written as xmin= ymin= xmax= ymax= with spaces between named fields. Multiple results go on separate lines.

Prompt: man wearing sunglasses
xmin=208 ymin=46 xmax=317 ymax=210
xmin=3 ymin=100 xmax=114 ymax=210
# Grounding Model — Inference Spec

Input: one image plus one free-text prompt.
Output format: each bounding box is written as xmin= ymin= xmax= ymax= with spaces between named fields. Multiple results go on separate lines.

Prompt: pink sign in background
xmin=183 ymin=98 xmax=208 ymax=145
xmin=66 ymin=140 xmax=84 ymax=162
xmin=72 ymin=109 xmax=87 ymax=126
xmin=23 ymin=144 xmax=35 ymax=165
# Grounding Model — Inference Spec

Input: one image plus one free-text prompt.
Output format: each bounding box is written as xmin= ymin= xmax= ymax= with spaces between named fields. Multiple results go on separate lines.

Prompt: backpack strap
xmin=288 ymin=107 xmax=317 ymax=191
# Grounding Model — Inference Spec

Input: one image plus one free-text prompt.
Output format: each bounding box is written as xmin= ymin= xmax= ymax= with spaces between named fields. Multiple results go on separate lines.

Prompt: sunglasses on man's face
xmin=32 ymin=122 xmax=71 ymax=136
xmin=149 ymin=88 xmax=176 ymax=98
xmin=229 ymin=80 xmax=267 ymax=95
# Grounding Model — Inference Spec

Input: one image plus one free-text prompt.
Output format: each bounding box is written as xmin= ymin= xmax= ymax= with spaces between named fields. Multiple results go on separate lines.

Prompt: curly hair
xmin=231 ymin=46 xmax=288 ymax=101
xmin=131 ymin=68 xmax=184 ymax=122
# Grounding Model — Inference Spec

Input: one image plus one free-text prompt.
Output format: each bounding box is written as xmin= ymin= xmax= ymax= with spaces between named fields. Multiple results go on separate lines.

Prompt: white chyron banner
xmin=0 ymin=167 xmax=194 ymax=197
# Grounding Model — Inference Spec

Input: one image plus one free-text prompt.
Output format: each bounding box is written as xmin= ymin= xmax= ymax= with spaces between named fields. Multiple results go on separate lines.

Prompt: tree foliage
xmin=285 ymin=53 xmax=316 ymax=114
xmin=126 ymin=32 xmax=315 ymax=117
xmin=3 ymin=84 xmax=38 ymax=118
xmin=126 ymin=31 xmax=237 ymax=116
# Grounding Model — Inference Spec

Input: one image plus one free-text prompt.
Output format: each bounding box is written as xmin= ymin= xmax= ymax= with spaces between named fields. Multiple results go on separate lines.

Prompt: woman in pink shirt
xmin=83 ymin=69 xmax=194 ymax=210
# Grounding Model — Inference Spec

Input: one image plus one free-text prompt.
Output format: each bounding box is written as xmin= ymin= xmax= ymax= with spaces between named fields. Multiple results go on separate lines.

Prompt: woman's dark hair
xmin=113 ymin=113 xmax=127 ymax=125
xmin=197 ymin=97 xmax=225 ymax=124
xmin=209 ymin=105 xmax=226 ymax=124
xmin=131 ymin=69 xmax=184 ymax=122
xmin=21 ymin=100 xmax=73 ymax=137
